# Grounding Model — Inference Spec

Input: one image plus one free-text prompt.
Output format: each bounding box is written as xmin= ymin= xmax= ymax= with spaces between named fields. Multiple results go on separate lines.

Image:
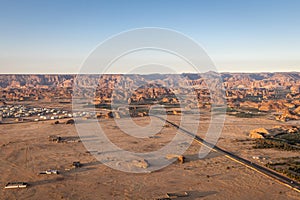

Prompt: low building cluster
xmin=0 ymin=105 xmax=97 ymax=123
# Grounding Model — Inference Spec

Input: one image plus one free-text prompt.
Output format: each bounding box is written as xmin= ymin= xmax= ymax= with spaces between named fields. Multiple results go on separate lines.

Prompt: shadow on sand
xmin=184 ymin=151 xmax=222 ymax=163
xmin=157 ymin=190 xmax=218 ymax=200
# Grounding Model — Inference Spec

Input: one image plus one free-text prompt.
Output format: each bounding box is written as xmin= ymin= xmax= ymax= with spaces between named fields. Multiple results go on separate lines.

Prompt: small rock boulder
xmin=165 ymin=154 xmax=185 ymax=164
xmin=66 ymin=119 xmax=75 ymax=124
xmin=249 ymin=128 xmax=269 ymax=139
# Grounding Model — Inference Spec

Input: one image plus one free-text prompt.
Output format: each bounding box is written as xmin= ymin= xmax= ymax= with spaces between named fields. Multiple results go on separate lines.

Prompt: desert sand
xmin=0 ymin=115 xmax=299 ymax=200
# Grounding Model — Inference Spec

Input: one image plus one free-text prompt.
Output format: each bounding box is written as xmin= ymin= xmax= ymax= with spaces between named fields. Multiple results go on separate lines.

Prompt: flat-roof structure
xmin=4 ymin=182 xmax=28 ymax=189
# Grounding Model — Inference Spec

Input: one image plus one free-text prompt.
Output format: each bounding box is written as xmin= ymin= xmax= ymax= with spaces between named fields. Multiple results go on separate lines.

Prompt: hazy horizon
xmin=0 ymin=71 xmax=299 ymax=75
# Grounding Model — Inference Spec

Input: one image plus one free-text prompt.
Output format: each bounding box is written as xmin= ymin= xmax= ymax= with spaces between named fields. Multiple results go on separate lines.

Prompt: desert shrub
xmin=277 ymin=133 xmax=300 ymax=145
xmin=266 ymin=161 xmax=300 ymax=181
xmin=226 ymin=107 xmax=237 ymax=112
xmin=254 ymin=139 xmax=299 ymax=151
xmin=230 ymin=112 xmax=265 ymax=118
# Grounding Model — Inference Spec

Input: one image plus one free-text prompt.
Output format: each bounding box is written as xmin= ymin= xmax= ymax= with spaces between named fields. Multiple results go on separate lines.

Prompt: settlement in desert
xmin=0 ymin=73 xmax=299 ymax=199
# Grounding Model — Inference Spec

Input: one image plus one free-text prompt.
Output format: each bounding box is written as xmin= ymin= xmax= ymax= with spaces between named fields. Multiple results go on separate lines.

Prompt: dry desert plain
xmin=0 ymin=114 xmax=300 ymax=200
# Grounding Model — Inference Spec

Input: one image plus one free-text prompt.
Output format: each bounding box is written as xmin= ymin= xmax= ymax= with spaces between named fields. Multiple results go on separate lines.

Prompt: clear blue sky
xmin=0 ymin=0 xmax=300 ymax=73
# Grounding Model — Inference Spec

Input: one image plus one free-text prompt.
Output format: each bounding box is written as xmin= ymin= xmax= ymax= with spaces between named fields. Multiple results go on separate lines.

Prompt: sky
xmin=0 ymin=0 xmax=300 ymax=73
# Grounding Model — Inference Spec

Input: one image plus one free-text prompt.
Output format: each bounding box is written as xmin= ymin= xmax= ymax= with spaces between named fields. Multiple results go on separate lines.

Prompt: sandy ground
xmin=0 ymin=115 xmax=299 ymax=200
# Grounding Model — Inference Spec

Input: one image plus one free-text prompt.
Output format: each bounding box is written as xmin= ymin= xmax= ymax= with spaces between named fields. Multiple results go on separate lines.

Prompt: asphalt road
xmin=155 ymin=116 xmax=300 ymax=193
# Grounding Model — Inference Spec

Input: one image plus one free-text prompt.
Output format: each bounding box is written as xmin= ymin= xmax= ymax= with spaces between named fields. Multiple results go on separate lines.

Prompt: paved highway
xmin=155 ymin=116 xmax=300 ymax=193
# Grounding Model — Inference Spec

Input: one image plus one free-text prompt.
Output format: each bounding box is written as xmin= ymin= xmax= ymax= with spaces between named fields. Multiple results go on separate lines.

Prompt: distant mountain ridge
xmin=0 ymin=72 xmax=299 ymax=89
